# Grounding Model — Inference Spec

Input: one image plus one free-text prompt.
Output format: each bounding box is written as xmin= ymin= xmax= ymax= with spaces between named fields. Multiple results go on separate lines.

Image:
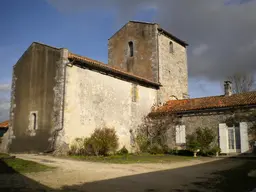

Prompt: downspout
xmin=44 ymin=48 xmax=70 ymax=154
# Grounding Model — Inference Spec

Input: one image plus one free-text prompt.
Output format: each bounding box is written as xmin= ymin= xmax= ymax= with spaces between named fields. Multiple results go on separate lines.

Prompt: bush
xmin=195 ymin=127 xmax=216 ymax=153
xmin=89 ymin=127 xmax=119 ymax=156
xmin=135 ymin=132 xmax=150 ymax=153
xmin=69 ymin=127 xmax=119 ymax=156
xmin=69 ymin=138 xmax=85 ymax=155
xmin=176 ymin=150 xmax=193 ymax=156
xmin=117 ymin=146 xmax=129 ymax=155
xmin=187 ymin=127 xmax=216 ymax=154
xmin=148 ymin=143 xmax=164 ymax=154
xmin=186 ymin=134 xmax=201 ymax=152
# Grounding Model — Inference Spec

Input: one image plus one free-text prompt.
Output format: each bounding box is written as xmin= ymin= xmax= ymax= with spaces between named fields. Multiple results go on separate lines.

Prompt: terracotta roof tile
xmin=68 ymin=53 xmax=161 ymax=87
xmin=0 ymin=120 xmax=9 ymax=128
xmin=153 ymin=91 xmax=256 ymax=114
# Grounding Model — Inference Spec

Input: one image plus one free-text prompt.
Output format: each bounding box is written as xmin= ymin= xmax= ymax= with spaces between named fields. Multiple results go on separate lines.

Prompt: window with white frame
xmin=176 ymin=125 xmax=186 ymax=144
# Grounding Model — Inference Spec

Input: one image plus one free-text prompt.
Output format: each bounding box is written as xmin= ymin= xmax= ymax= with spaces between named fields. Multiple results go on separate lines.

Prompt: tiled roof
xmin=68 ymin=53 xmax=161 ymax=88
xmin=153 ymin=91 xmax=256 ymax=114
xmin=0 ymin=120 xmax=9 ymax=128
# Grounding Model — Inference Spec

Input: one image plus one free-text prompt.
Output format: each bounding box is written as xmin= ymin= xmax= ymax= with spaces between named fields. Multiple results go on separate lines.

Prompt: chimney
xmin=224 ymin=81 xmax=232 ymax=96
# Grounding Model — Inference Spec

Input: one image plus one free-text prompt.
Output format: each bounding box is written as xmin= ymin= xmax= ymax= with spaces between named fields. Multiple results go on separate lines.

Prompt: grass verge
xmin=68 ymin=153 xmax=203 ymax=164
xmin=0 ymin=153 xmax=55 ymax=174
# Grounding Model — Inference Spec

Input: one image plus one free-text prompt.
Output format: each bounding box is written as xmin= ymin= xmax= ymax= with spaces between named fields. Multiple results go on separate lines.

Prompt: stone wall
xmin=63 ymin=65 xmax=157 ymax=151
xmin=6 ymin=43 xmax=62 ymax=153
xmin=151 ymin=109 xmax=255 ymax=150
xmin=157 ymin=33 xmax=188 ymax=104
xmin=108 ymin=21 xmax=159 ymax=83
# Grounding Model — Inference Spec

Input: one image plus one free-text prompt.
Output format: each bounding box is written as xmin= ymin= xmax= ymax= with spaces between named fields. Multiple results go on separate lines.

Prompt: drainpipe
xmin=44 ymin=48 xmax=69 ymax=154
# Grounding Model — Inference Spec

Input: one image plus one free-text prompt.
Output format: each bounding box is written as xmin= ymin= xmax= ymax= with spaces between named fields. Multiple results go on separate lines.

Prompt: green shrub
xmin=186 ymin=134 xmax=201 ymax=152
xmin=89 ymin=127 xmax=119 ymax=156
xmin=69 ymin=127 xmax=119 ymax=156
xmin=177 ymin=150 xmax=193 ymax=156
xmin=82 ymin=138 xmax=94 ymax=156
xmin=148 ymin=143 xmax=164 ymax=154
xmin=162 ymin=145 xmax=170 ymax=154
xmin=195 ymin=127 xmax=216 ymax=153
xmin=117 ymin=146 xmax=129 ymax=155
xmin=135 ymin=132 xmax=150 ymax=153
xmin=69 ymin=138 xmax=86 ymax=155
xmin=187 ymin=127 xmax=216 ymax=154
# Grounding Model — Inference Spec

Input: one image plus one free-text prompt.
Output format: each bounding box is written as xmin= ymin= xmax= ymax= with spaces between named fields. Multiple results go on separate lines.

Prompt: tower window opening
xmin=128 ymin=41 xmax=134 ymax=57
xmin=169 ymin=41 xmax=174 ymax=53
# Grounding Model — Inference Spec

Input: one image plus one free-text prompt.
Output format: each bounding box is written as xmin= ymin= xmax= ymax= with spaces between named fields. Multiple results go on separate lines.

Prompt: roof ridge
xmin=129 ymin=20 xmax=157 ymax=25
xmin=155 ymin=91 xmax=256 ymax=114
xmin=168 ymin=91 xmax=256 ymax=103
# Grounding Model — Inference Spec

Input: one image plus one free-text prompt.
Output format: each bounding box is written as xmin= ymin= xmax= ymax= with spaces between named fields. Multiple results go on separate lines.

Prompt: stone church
xmin=1 ymin=21 xmax=255 ymax=154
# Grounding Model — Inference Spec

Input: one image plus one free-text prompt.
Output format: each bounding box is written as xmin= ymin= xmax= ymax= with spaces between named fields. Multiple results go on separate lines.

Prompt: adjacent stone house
xmin=151 ymin=82 xmax=256 ymax=154
xmin=1 ymin=21 xmax=189 ymax=154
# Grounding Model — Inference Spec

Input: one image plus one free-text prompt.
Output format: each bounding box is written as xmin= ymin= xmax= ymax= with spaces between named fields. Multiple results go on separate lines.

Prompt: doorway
xmin=227 ymin=126 xmax=241 ymax=153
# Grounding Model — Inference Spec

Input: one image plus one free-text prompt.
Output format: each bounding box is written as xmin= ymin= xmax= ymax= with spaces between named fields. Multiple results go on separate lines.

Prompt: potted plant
xmin=212 ymin=146 xmax=221 ymax=157
xmin=188 ymin=141 xmax=201 ymax=157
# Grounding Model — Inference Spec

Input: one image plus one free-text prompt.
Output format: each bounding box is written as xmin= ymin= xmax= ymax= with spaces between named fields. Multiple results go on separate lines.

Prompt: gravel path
xmin=0 ymin=154 xmax=249 ymax=192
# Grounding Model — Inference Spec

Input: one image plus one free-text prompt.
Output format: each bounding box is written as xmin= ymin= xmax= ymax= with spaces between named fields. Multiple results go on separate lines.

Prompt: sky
xmin=0 ymin=0 xmax=256 ymax=121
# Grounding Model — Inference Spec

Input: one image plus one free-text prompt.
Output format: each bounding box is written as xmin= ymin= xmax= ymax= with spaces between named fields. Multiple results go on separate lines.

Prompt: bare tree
xmin=228 ymin=73 xmax=255 ymax=94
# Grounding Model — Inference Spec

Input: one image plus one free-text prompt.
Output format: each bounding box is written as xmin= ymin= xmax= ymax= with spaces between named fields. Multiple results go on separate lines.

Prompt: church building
xmin=1 ymin=21 xmax=255 ymax=155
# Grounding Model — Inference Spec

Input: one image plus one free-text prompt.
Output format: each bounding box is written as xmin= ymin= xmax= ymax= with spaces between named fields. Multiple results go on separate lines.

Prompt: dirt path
xmin=2 ymin=154 xmax=251 ymax=192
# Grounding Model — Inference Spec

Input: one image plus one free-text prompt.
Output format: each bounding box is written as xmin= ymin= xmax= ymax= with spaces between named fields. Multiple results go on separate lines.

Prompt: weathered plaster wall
xmin=108 ymin=21 xmax=159 ymax=82
xmin=158 ymin=34 xmax=188 ymax=104
xmin=63 ymin=65 xmax=157 ymax=150
xmin=6 ymin=43 xmax=62 ymax=153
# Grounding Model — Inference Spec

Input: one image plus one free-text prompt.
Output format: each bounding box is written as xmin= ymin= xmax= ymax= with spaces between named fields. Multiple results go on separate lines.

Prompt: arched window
xmin=169 ymin=41 xmax=174 ymax=53
xmin=128 ymin=41 xmax=134 ymax=57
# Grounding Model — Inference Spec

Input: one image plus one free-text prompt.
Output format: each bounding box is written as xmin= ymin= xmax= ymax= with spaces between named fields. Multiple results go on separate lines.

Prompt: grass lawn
xmin=69 ymin=153 xmax=203 ymax=164
xmin=0 ymin=153 xmax=55 ymax=174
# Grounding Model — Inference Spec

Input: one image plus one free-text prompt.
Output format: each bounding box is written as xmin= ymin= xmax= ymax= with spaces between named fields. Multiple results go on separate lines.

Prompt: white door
xmin=227 ymin=127 xmax=241 ymax=153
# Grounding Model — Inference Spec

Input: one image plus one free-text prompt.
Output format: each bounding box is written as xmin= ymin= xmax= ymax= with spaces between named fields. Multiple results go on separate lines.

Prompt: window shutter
xmin=219 ymin=123 xmax=228 ymax=154
xmin=176 ymin=125 xmax=186 ymax=144
xmin=240 ymin=122 xmax=249 ymax=153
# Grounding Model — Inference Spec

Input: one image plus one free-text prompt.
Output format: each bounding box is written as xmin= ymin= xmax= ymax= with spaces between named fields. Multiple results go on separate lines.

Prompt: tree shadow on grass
xmin=0 ymin=159 xmax=55 ymax=192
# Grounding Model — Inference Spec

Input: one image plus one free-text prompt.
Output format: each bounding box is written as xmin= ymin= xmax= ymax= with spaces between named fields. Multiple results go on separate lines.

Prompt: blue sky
xmin=1 ymin=0 xmax=255 ymax=121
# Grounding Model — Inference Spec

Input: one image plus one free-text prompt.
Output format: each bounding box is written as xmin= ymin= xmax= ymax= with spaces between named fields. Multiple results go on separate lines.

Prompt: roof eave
xmin=158 ymin=28 xmax=188 ymax=47
xmin=151 ymin=104 xmax=256 ymax=116
xmin=68 ymin=56 xmax=161 ymax=89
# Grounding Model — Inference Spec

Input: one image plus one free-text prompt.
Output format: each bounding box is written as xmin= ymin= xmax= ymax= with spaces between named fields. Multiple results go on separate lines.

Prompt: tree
xmin=227 ymin=72 xmax=255 ymax=94
xmin=135 ymin=112 xmax=179 ymax=152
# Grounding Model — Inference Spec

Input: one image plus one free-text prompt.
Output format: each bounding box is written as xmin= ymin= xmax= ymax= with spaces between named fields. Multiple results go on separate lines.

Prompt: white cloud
xmin=0 ymin=98 xmax=10 ymax=122
xmin=46 ymin=0 xmax=256 ymax=81
xmin=238 ymin=39 xmax=256 ymax=53
xmin=0 ymin=84 xmax=11 ymax=92
xmin=192 ymin=44 xmax=209 ymax=56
